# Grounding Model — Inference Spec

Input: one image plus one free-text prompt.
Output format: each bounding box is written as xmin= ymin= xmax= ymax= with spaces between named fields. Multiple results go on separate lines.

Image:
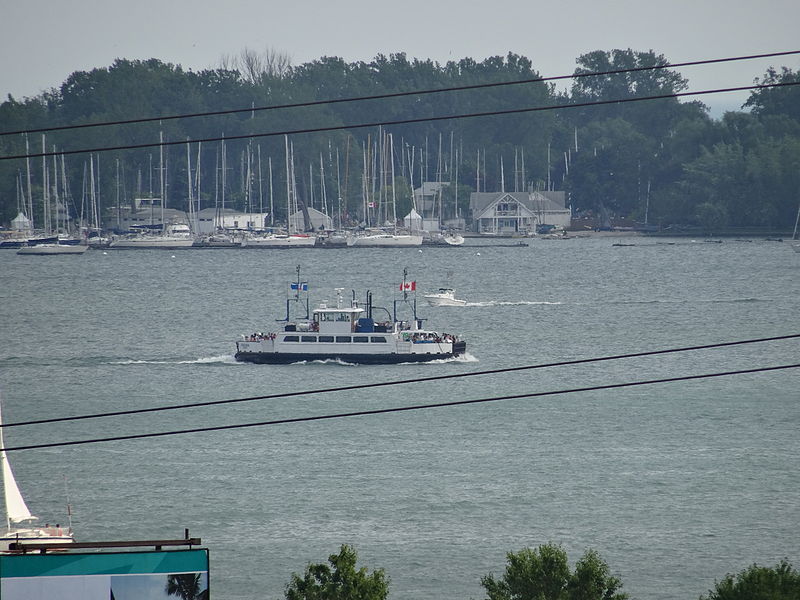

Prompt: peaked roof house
xmin=469 ymin=191 xmax=571 ymax=235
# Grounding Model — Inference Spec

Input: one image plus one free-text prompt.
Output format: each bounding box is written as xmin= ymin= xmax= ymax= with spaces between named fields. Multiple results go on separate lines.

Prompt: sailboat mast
xmin=159 ymin=131 xmax=165 ymax=230
xmin=42 ymin=135 xmax=50 ymax=235
xmin=52 ymin=146 xmax=60 ymax=233
xmin=268 ymin=156 xmax=274 ymax=227
xmin=390 ymin=133 xmax=397 ymax=226
xmin=24 ymin=133 xmax=34 ymax=229
xmin=284 ymin=135 xmax=291 ymax=233
xmin=186 ymin=139 xmax=194 ymax=232
xmin=257 ymin=144 xmax=264 ymax=226
xmin=196 ymin=142 xmax=202 ymax=230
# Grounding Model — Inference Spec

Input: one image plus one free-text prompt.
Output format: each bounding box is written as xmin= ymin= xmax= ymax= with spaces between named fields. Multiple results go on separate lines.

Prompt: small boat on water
xmin=234 ymin=271 xmax=466 ymax=364
xmin=109 ymin=223 xmax=194 ymax=249
xmin=1 ymin=399 xmax=75 ymax=551
xmin=423 ymin=288 xmax=467 ymax=307
xmin=240 ymin=232 xmax=317 ymax=247
xmin=16 ymin=239 xmax=89 ymax=255
xmin=346 ymin=230 xmax=423 ymax=247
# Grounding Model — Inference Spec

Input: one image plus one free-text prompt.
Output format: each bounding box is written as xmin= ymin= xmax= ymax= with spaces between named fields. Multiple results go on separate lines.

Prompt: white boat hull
xmin=241 ymin=234 xmax=317 ymax=247
xmin=236 ymin=334 xmax=465 ymax=364
xmin=423 ymin=288 xmax=467 ymax=306
xmin=16 ymin=244 xmax=89 ymax=255
xmin=1 ymin=529 xmax=74 ymax=552
xmin=424 ymin=296 xmax=467 ymax=306
xmin=347 ymin=234 xmax=423 ymax=247
xmin=109 ymin=237 xmax=194 ymax=248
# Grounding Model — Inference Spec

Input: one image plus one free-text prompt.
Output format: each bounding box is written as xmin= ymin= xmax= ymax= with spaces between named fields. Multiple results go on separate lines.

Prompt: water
xmin=1 ymin=237 xmax=798 ymax=599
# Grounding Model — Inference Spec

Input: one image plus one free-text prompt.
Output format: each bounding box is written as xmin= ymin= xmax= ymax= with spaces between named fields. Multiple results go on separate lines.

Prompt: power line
xmin=1 ymin=49 xmax=798 ymax=137
xmin=2 ymin=363 xmax=798 ymax=452
xmin=2 ymin=333 xmax=798 ymax=429
xmin=3 ymin=80 xmax=800 ymax=162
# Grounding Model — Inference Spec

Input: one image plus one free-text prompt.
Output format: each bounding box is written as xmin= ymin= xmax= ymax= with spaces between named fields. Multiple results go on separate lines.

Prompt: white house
xmin=469 ymin=191 xmax=571 ymax=235
xmin=196 ymin=208 xmax=271 ymax=233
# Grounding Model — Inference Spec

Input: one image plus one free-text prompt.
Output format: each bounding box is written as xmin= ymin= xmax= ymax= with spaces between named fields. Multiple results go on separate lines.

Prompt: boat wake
xmin=411 ymin=352 xmax=479 ymax=365
xmin=609 ymin=297 xmax=762 ymax=306
xmin=464 ymin=300 xmax=562 ymax=307
xmin=109 ymin=354 xmax=238 ymax=365
xmin=288 ymin=358 xmax=359 ymax=367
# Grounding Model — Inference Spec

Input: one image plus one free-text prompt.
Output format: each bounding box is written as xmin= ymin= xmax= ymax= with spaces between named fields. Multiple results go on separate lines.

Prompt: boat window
xmin=370 ymin=336 xmax=387 ymax=343
xmin=283 ymin=335 xmax=299 ymax=342
xmin=301 ymin=335 xmax=317 ymax=343
xmin=353 ymin=336 xmax=369 ymax=343
xmin=319 ymin=313 xmax=334 ymax=322
xmin=336 ymin=336 xmax=351 ymax=343
xmin=335 ymin=312 xmax=350 ymax=322
xmin=318 ymin=335 xmax=334 ymax=343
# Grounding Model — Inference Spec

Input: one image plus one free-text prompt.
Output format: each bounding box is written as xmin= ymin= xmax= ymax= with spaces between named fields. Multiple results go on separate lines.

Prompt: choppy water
xmin=1 ymin=237 xmax=798 ymax=599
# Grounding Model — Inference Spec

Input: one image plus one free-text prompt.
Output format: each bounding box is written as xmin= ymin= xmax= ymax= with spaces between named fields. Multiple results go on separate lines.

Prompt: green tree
xmin=480 ymin=543 xmax=627 ymax=600
xmin=744 ymin=67 xmax=800 ymax=122
xmin=284 ymin=544 xmax=389 ymax=600
xmin=166 ymin=573 xmax=208 ymax=600
xmin=700 ymin=559 xmax=800 ymax=600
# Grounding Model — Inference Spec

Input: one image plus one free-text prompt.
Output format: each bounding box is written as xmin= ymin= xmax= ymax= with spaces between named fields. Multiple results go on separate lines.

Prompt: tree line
xmin=1 ymin=49 xmax=798 ymax=233
xmin=280 ymin=543 xmax=800 ymax=600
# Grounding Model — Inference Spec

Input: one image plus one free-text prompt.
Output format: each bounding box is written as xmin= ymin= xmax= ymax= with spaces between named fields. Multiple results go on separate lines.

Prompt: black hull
xmin=235 ymin=348 xmax=464 ymax=365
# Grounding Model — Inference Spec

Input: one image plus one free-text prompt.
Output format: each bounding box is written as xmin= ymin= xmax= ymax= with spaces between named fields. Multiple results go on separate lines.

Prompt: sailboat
xmin=241 ymin=136 xmax=317 ymax=247
xmin=1 ymin=400 xmax=74 ymax=551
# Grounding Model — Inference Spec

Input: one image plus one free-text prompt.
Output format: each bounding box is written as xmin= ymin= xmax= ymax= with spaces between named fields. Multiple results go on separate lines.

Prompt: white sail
xmin=0 ymin=401 xmax=36 ymax=524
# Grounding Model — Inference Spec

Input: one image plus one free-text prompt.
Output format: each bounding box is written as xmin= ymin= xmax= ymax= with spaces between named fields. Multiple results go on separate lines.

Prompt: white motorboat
xmin=234 ymin=271 xmax=466 ymax=364
xmin=442 ymin=232 xmax=465 ymax=246
xmin=423 ymin=288 xmax=467 ymax=306
xmin=1 ymin=398 xmax=75 ymax=551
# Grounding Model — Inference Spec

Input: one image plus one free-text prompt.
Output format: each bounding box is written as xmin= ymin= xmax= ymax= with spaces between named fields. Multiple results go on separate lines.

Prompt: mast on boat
xmin=1 ymin=400 xmax=36 ymax=530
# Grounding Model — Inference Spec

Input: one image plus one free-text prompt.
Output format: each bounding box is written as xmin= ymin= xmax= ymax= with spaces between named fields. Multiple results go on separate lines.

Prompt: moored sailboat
xmin=1 ymin=399 xmax=75 ymax=551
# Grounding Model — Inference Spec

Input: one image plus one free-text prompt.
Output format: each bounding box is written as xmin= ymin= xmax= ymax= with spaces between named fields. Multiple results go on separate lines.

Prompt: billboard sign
xmin=0 ymin=548 xmax=209 ymax=600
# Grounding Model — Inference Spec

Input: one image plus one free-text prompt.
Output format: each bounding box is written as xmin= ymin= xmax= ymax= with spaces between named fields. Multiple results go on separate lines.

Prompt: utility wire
xmin=1 ymin=49 xmax=798 ymax=137
xmin=2 ymin=333 xmax=798 ymax=429
xmin=2 ymin=363 xmax=798 ymax=452
xmin=3 ymin=80 xmax=800 ymax=162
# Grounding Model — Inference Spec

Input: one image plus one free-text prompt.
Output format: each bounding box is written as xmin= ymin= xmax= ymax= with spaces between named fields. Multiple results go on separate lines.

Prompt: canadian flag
xmin=400 ymin=281 xmax=416 ymax=291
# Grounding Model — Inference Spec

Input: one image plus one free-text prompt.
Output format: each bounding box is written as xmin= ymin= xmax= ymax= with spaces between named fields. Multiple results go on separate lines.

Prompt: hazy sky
xmin=1 ymin=0 xmax=798 ymax=117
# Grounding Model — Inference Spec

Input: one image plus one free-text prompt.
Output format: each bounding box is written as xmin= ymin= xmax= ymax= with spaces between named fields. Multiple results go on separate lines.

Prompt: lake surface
xmin=1 ymin=237 xmax=798 ymax=599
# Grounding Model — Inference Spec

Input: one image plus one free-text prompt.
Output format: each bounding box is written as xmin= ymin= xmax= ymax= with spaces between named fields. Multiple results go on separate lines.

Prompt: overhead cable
xmin=2 ymin=333 xmax=798 ymax=429
xmin=2 ymin=363 xmax=798 ymax=452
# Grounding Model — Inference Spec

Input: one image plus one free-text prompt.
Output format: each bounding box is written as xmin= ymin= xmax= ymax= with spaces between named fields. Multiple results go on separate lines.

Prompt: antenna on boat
xmin=63 ymin=474 xmax=73 ymax=534
xmin=280 ymin=264 xmax=309 ymax=322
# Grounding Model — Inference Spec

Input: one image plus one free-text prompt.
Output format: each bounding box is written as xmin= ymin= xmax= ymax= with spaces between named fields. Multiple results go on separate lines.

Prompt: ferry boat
xmin=234 ymin=271 xmax=466 ymax=364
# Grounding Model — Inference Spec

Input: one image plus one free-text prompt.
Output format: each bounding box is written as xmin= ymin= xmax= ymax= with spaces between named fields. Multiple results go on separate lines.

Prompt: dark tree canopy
xmin=1 ymin=51 xmax=798 ymax=232
xmin=480 ymin=543 xmax=628 ymax=600
xmin=284 ymin=545 xmax=389 ymax=600
xmin=700 ymin=559 xmax=800 ymax=600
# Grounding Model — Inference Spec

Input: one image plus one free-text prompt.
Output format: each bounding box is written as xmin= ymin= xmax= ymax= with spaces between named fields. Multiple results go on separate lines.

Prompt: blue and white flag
xmin=290 ymin=282 xmax=308 ymax=292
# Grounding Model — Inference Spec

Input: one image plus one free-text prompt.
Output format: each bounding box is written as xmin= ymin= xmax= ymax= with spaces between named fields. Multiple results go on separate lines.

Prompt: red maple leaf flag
xmin=400 ymin=281 xmax=416 ymax=291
